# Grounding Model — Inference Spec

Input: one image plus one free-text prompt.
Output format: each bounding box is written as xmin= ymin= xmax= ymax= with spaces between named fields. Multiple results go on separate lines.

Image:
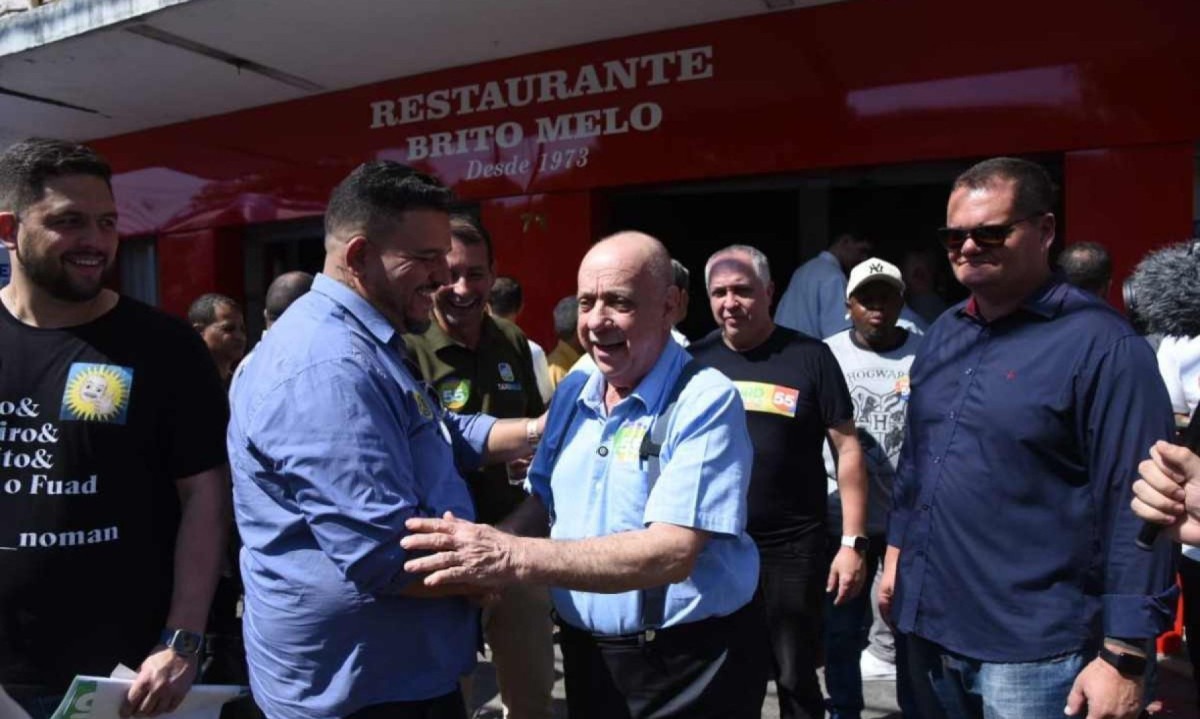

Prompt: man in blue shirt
xmin=879 ymin=157 xmax=1177 ymax=719
xmin=403 ymin=232 xmax=767 ymax=718
xmin=229 ymin=162 xmax=543 ymax=719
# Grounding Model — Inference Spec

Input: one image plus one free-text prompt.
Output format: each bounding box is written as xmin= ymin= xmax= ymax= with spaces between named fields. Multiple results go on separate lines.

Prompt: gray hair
xmin=552 ymin=295 xmax=578 ymax=338
xmin=705 ymin=244 xmax=772 ymax=291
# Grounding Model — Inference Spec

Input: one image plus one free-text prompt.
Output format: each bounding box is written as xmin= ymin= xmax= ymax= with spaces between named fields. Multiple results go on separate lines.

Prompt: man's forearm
xmin=836 ymin=447 xmax=868 ymax=537
xmin=166 ymin=469 xmax=227 ymax=633
xmin=484 ymin=416 xmax=542 ymax=464
xmin=509 ymin=523 xmax=704 ymax=593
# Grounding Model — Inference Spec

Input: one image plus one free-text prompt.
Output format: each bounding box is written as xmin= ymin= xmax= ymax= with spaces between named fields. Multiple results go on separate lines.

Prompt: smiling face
xmin=5 ymin=174 xmax=118 ymax=303
xmin=80 ymin=374 xmax=109 ymax=402
xmin=354 ymin=208 xmax=452 ymax=335
xmin=433 ymin=236 xmax=493 ymax=339
xmin=577 ymin=237 xmax=677 ymax=395
xmin=946 ymin=178 xmax=1054 ymax=297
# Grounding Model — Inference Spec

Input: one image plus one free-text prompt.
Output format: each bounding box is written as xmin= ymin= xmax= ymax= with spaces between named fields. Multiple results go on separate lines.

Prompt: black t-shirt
xmin=0 ymin=297 xmax=228 ymax=689
xmin=691 ymin=326 xmax=853 ymax=547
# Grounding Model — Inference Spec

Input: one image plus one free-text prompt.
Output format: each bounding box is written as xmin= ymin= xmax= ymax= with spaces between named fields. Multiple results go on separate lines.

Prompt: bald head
xmin=264 ymin=271 xmax=314 ymax=327
xmin=581 ymin=231 xmax=673 ymax=297
xmin=577 ymin=231 xmax=679 ymax=397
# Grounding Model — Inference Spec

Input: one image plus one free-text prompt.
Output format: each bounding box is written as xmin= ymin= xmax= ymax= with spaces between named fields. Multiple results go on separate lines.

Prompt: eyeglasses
xmin=936 ymin=213 xmax=1046 ymax=252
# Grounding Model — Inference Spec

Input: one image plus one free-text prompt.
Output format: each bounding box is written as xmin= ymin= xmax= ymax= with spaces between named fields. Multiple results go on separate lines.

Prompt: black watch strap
xmin=1098 ymin=646 xmax=1147 ymax=678
xmin=160 ymin=628 xmax=205 ymax=658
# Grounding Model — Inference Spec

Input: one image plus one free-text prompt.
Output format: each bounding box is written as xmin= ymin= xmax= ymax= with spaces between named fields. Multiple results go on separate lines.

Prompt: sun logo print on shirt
xmin=60 ymin=363 xmax=134 ymax=424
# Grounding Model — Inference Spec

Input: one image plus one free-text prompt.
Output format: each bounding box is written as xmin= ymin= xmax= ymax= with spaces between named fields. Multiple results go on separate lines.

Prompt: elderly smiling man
xmin=403 ymin=231 xmax=766 ymax=719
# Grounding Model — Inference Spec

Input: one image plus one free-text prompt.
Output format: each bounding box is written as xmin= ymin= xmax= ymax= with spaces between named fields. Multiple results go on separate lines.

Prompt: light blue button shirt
xmin=229 ymin=273 xmax=495 ymax=719
xmin=528 ymin=340 xmax=759 ymax=635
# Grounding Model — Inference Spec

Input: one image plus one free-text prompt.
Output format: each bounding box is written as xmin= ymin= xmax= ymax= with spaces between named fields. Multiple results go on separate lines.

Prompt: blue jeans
xmin=905 ymin=634 xmax=1085 ymax=719
xmin=824 ymin=537 xmax=923 ymax=719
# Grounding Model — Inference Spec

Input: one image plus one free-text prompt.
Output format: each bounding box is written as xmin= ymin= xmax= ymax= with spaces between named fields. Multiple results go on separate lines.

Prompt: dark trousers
xmin=758 ymin=533 xmax=827 ymax=719
xmin=1182 ymin=555 xmax=1200 ymax=711
xmin=823 ymin=534 xmax=886 ymax=719
xmin=557 ymin=601 xmax=768 ymax=719
xmin=343 ymin=689 xmax=466 ymax=719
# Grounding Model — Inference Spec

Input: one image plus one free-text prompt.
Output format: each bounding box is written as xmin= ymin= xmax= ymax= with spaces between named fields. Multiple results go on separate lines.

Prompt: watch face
xmin=163 ymin=629 xmax=204 ymax=655
xmin=175 ymin=632 xmax=202 ymax=654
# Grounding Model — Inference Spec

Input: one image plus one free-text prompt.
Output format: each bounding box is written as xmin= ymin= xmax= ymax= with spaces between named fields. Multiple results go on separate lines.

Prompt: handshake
xmin=1132 ymin=440 xmax=1200 ymax=545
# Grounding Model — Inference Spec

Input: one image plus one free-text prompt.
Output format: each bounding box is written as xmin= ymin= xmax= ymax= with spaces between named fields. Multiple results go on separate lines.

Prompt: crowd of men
xmin=0 ymin=136 xmax=1194 ymax=719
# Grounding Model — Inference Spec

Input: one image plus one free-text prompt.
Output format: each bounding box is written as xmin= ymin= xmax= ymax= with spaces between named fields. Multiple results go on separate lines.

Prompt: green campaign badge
xmin=437 ymin=378 xmax=471 ymax=411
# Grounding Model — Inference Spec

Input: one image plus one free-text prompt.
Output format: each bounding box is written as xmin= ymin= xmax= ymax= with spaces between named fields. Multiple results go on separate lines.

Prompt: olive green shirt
xmin=404 ymin=315 xmax=545 ymax=524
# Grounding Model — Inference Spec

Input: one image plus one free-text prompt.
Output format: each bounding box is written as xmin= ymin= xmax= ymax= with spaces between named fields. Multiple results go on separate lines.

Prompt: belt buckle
xmin=640 ymin=628 xmax=656 ymax=645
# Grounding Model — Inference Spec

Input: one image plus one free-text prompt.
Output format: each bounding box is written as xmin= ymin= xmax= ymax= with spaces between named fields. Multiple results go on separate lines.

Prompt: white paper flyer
xmin=47 ymin=676 xmax=246 ymax=719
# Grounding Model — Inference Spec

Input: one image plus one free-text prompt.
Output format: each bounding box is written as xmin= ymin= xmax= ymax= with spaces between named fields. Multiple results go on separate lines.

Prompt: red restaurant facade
xmin=82 ymin=0 xmax=1199 ymax=347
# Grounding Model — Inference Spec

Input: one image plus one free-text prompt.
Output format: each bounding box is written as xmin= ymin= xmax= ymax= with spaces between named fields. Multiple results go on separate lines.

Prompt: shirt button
xmin=916 ymin=550 xmax=925 ymax=557
xmin=948 ymin=411 xmax=956 ymax=419
xmin=932 ymin=457 xmax=941 ymax=464
xmin=965 ymin=368 xmax=974 ymax=376
xmin=597 ymin=446 xmax=609 ymax=457
xmin=922 ymin=504 xmax=930 ymax=511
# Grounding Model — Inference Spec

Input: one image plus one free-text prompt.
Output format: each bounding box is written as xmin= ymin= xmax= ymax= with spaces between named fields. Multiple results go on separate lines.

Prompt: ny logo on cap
xmin=869 ymin=262 xmax=885 ymax=273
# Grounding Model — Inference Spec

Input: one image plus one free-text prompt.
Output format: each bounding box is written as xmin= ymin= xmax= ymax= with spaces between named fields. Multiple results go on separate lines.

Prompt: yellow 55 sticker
xmin=734 ymin=381 xmax=799 ymax=417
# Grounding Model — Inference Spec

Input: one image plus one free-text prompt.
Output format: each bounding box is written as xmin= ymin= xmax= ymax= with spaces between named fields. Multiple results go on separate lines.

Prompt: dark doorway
xmin=605 ymin=190 xmax=801 ymax=342
xmin=603 ymin=156 xmax=1063 ymax=341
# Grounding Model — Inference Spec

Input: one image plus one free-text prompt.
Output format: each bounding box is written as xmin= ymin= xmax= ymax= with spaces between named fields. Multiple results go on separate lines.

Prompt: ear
xmin=192 ymin=322 xmax=207 ymax=334
xmin=766 ymin=280 xmax=776 ymax=305
xmin=1040 ymin=213 xmax=1057 ymax=254
xmin=343 ymin=235 xmax=370 ymax=278
xmin=0 ymin=212 xmax=17 ymax=252
xmin=664 ymin=285 xmax=681 ymax=323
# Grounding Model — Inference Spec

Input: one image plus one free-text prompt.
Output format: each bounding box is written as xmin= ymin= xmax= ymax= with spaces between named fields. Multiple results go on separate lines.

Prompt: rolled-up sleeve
xmin=644 ymin=384 xmax=752 ymax=537
xmin=1085 ymin=337 xmax=1178 ymax=638
xmin=248 ymin=357 xmax=423 ymax=595
xmin=444 ymin=410 xmax=497 ymax=473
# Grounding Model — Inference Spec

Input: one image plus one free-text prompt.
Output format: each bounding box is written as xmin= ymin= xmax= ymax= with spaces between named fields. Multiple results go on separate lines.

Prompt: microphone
xmin=1126 ymin=240 xmax=1200 ymax=338
xmin=1127 ymin=240 xmax=1200 ymax=549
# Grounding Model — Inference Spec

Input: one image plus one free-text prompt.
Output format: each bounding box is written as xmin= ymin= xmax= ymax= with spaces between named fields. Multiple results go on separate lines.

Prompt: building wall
xmin=87 ymin=0 xmax=1200 ymax=336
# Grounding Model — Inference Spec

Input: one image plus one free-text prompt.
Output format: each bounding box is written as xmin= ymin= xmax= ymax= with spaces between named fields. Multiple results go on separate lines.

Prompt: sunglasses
xmin=936 ymin=213 xmax=1045 ymax=252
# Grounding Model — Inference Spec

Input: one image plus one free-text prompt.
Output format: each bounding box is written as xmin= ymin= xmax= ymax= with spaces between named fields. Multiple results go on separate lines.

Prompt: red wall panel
xmin=481 ymin=191 xmax=596 ymax=349
xmin=1064 ymin=144 xmax=1195 ymax=310
xmin=156 ymin=227 xmax=246 ymax=319
xmin=89 ymin=0 xmax=1200 ymax=238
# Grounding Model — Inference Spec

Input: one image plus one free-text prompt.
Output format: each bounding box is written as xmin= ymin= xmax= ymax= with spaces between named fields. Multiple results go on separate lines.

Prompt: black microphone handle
xmin=1136 ymin=521 xmax=1163 ymax=551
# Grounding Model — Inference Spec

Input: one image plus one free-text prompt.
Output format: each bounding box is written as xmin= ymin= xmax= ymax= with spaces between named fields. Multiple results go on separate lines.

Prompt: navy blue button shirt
xmin=889 ymin=278 xmax=1177 ymax=662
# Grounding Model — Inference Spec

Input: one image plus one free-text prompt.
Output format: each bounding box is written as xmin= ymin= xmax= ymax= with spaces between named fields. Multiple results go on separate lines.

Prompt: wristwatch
xmin=1097 ymin=646 xmax=1147 ymax=678
xmin=840 ymin=535 xmax=869 ymax=553
xmin=526 ymin=418 xmax=542 ymax=449
xmin=160 ymin=628 xmax=205 ymax=659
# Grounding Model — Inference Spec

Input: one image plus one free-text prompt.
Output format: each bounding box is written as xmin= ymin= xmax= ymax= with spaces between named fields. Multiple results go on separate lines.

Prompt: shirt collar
xmin=311 ymin=273 xmax=397 ymax=346
xmin=960 ymin=274 xmax=1067 ymax=323
xmin=579 ymin=337 xmax=686 ymax=417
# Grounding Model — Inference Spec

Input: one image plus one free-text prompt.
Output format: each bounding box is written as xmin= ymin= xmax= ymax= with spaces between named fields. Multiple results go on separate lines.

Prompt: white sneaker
xmin=859 ymin=650 xmax=897 ymax=681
